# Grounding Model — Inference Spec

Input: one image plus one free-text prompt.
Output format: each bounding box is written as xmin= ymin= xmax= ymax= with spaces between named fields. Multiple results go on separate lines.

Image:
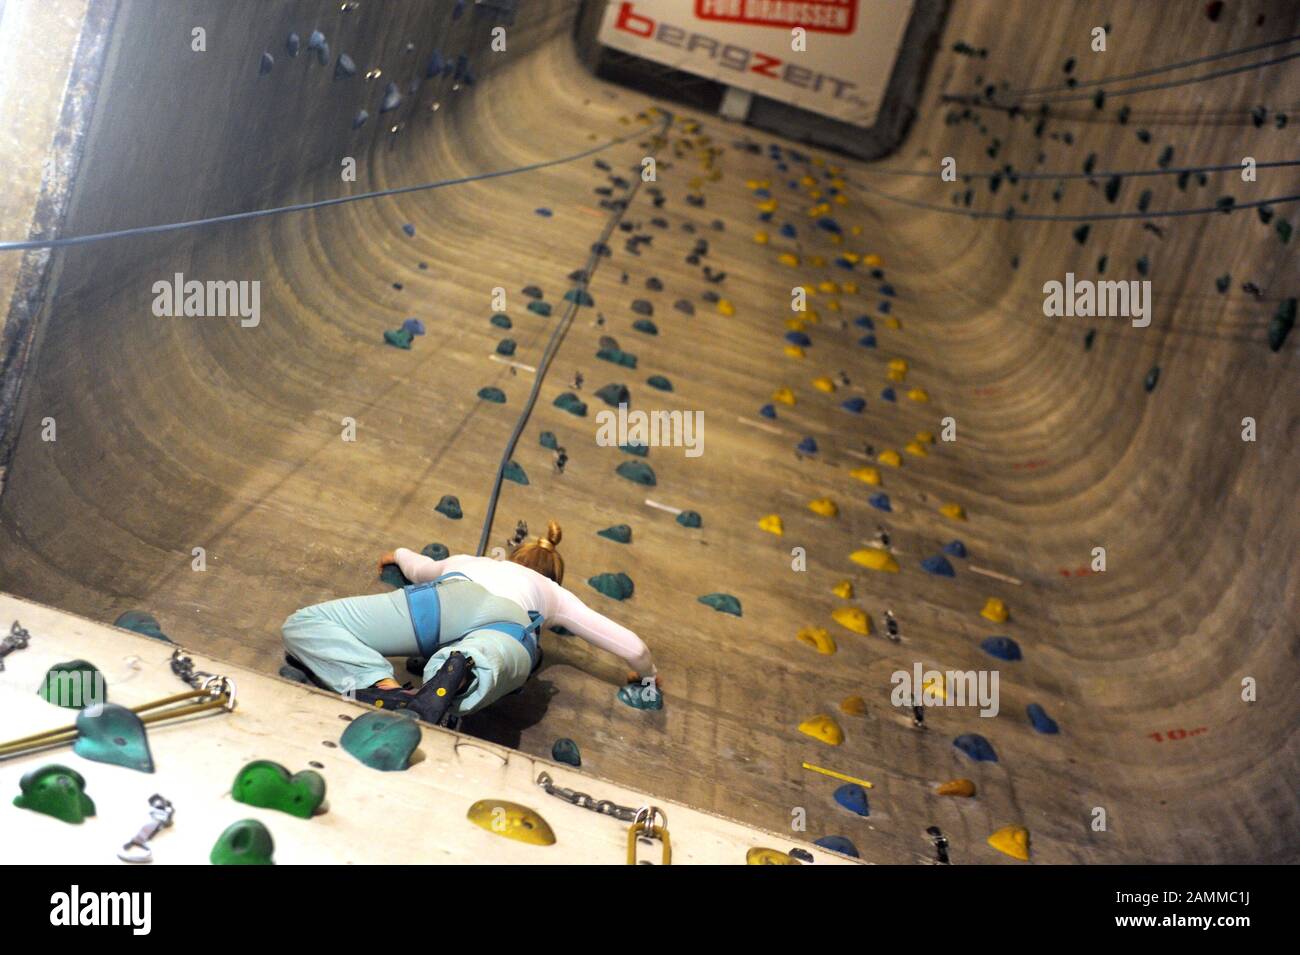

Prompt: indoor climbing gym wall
xmin=0 ymin=0 xmax=1296 ymax=874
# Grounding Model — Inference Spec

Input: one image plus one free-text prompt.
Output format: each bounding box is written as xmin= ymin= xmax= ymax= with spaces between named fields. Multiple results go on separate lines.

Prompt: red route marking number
xmin=1148 ymin=727 xmax=1208 ymax=742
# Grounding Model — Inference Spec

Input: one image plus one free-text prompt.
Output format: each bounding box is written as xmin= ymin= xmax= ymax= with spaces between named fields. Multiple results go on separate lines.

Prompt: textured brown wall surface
xmin=0 ymin=0 xmax=1295 ymax=863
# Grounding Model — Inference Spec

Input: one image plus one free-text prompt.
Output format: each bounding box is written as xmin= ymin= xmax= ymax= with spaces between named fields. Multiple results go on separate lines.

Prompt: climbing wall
xmin=0 ymin=0 xmax=1296 ymax=863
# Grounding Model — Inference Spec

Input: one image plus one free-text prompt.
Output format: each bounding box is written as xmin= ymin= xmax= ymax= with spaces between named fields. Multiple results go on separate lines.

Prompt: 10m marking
xmin=1148 ymin=727 xmax=1208 ymax=742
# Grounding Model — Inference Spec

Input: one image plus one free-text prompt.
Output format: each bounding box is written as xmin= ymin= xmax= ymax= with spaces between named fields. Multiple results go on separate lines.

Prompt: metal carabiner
xmin=627 ymin=806 xmax=671 ymax=865
xmin=118 ymin=795 xmax=175 ymax=864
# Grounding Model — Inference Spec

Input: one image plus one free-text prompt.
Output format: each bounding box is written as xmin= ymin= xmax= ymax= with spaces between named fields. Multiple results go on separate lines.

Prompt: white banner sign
xmin=598 ymin=0 xmax=914 ymax=127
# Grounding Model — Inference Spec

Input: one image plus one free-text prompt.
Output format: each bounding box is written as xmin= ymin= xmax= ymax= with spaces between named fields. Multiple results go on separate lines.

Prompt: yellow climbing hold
xmin=834 ymin=193 xmax=848 ymax=205
xmin=772 ymin=387 xmax=796 ymax=405
xmin=800 ymin=175 xmax=817 ymax=187
xmin=905 ymin=441 xmax=928 ymax=458
xmin=850 ymin=466 xmax=882 ymax=486
xmin=803 ymin=309 xmax=820 ymax=323
xmin=915 ymin=430 xmax=935 ymax=444
xmin=987 ymin=825 xmax=1031 ymax=861
xmin=940 ymin=502 xmax=968 ymax=521
xmin=796 ymin=626 xmax=836 ymax=655
xmin=887 ymin=358 xmax=909 ymax=376
xmin=808 ymin=255 xmax=826 ymax=267
xmin=798 ymin=714 xmax=844 ymax=746
xmin=818 ymin=281 xmax=839 ymax=294
xmin=753 ymin=230 xmax=770 ymax=245
xmin=980 ymin=598 xmax=1009 ymax=623
xmin=785 ymin=317 xmax=806 ymax=330
xmin=758 ymin=514 xmax=784 ymax=536
xmin=864 ymin=254 xmax=882 ymax=267
xmin=757 ymin=199 xmax=777 ymax=213
xmin=831 ymin=606 xmax=871 ymax=635
xmin=885 ymin=317 xmax=901 ymax=329
xmin=832 ymin=579 xmax=854 ymax=599
xmin=922 ymin=672 xmax=947 ymax=701
xmin=747 ymin=847 xmax=802 ymax=865
xmin=878 ymin=449 xmax=902 ymax=468
xmin=778 ymin=253 xmax=800 ymax=267
xmin=784 ymin=345 xmax=806 ymax=358
xmin=825 ymin=299 xmax=841 ymax=312
xmin=466 ymin=800 xmax=557 ymax=846
xmin=840 ymin=696 xmax=866 ymax=716
xmin=812 ymin=376 xmax=836 ymax=393
xmin=841 ymin=281 xmax=858 ymax=294
xmin=850 ymin=548 xmax=900 ymax=573
xmin=717 ymin=299 xmax=735 ymax=316
xmin=850 ymin=225 xmax=863 ymax=236
xmin=907 ymin=387 xmax=930 ymax=403
xmin=807 ymin=497 xmax=839 ymax=517
xmin=936 ymin=779 xmax=977 ymax=798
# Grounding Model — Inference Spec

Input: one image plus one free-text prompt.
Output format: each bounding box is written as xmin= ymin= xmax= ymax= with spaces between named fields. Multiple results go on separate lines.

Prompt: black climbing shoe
xmin=353 ymin=684 xmax=420 ymax=714
xmin=383 ymin=651 xmax=474 ymax=726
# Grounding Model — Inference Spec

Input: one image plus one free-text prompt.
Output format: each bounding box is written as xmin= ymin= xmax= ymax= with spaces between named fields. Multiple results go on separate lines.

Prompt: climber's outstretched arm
xmin=548 ymin=584 xmax=655 ymax=679
xmin=391 ymin=547 xmax=448 ymax=583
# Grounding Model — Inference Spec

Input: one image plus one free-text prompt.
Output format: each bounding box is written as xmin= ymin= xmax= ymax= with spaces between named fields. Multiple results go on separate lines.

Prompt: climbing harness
xmin=627 ymin=807 xmax=672 ymax=865
xmin=0 ymin=620 xmax=31 ymax=671
xmin=118 ymin=795 xmax=175 ymax=864
xmin=405 ymin=572 xmax=544 ymax=669
xmin=0 ymin=649 xmax=235 ymax=760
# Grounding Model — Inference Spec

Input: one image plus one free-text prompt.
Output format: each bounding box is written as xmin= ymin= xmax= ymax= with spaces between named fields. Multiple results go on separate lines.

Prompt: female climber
xmin=281 ymin=521 xmax=657 ymax=724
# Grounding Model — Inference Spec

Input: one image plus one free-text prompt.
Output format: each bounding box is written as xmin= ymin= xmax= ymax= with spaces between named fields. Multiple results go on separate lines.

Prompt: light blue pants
xmin=281 ymin=579 xmax=535 ymax=716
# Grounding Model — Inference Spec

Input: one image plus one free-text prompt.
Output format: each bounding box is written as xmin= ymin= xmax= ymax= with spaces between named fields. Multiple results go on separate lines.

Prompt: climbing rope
xmin=473 ymin=111 xmax=673 ymax=557
xmin=0 ymin=121 xmax=665 ymax=253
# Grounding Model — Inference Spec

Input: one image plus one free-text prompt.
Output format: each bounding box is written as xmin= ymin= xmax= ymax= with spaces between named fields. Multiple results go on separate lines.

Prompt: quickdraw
xmin=627 ymin=806 xmax=671 ymax=865
xmin=0 ymin=620 xmax=31 ymax=672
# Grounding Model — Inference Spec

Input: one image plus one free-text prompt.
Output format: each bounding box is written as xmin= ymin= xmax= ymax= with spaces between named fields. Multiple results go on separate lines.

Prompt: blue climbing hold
xmin=943 ymin=540 xmax=967 ymax=558
xmin=881 ymin=386 xmax=896 ymax=401
xmin=797 ymin=436 xmax=818 ymax=454
xmin=833 ymin=784 xmax=870 ymax=816
xmin=880 ymin=284 xmax=896 ymax=297
xmin=1027 ymin=703 xmax=1059 ymax=734
xmin=816 ymin=217 xmax=842 ymax=234
xmin=954 ymin=733 xmax=998 ymax=762
xmin=535 ymin=207 xmax=552 ymax=217
xmin=759 ymin=403 xmax=776 ymax=419
xmin=335 ymin=53 xmax=356 ymax=79
xmin=402 ymin=318 xmax=425 ymax=336
xmin=814 ymin=835 xmax=859 ymax=858
xmin=780 ymin=223 xmax=797 ymax=238
xmin=878 ymin=301 xmax=892 ymax=314
xmin=259 ymin=52 xmax=274 ymax=75
xmin=858 ymin=335 xmax=877 ymax=349
xmin=402 ymin=223 xmax=415 ymax=237
xmin=869 ymin=493 xmax=891 ymax=512
xmin=352 ymin=110 xmax=369 ymax=129
xmin=840 ymin=396 xmax=865 ymax=413
xmin=425 ymin=51 xmax=445 ymax=78
xmin=380 ymin=82 xmax=401 ymax=113
xmin=853 ymin=315 xmax=874 ymax=329
xmin=286 ymin=33 xmax=300 ymax=57
xmin=980 ymin=636 xmax=1022 ymax=661
xmin=785 ymin=331 xmax=812 ymax=346
xmin=921 ymin=555 xmax=956 ymax=577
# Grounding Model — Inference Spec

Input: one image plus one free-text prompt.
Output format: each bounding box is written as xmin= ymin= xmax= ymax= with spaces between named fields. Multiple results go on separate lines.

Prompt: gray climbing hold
xmin=595 ymin=383 xmax=630 ymax=406
xmin=631 ymin=300 xmax=653 ymax=316
xmin=478 ymin=386 xmax=506 ymax=403
xmin=698 ymin=593 xmax=741 ymax=616
xmin=286 ymin=33 xmax=300 ymax=57
xmin=676 ymin=511 xmax=702 ymax=528
xmin=503 ymin=461 xmax=528 ymax=485
xmin=674 ymin=299 xmax=695 ymax=316
xmin=259 ymin=52 xmax=274 ymax=75
xmin=597 ymin=524 xmax=632 ymax=543
xmin=616 ymin=461 xmax=656 ymax=486
xmin=335 ymin=53 xmax=356 ymax=79
xmin=553 ymin=392 xmax=587 ymax=416
xmin=588 ymin=572 xmax=634 ymax=601
xmin=436 ymin=495 xmax=463 ymax=520
xmin=380 ymin=82 xmax=401 ymax=113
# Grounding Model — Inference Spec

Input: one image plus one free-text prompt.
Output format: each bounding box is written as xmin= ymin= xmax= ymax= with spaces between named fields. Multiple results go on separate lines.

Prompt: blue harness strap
xmin=404 ymin=572 xmax=542 ymax=668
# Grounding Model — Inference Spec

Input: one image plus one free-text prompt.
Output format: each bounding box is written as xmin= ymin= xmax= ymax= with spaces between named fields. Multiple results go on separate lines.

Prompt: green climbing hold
xmin=632 ymin=319 xmax=658 ymax=335
xmin=210 ymin=819 xmax=276 ymax=865
xmin=698 ymin=593 xmax=742 ymax=616
xmin=588 ymin=572 xmax=634 ymax=601
xmin=12 ymin=764 xmax=96 ymax=824
xmin=553 ymin=392 xmax=587 ymax=416
xmin=597 ymin=347 xmax=637 ymax=368
xmin=384 ymin=328 xmax=413 ymax=349
xmin=598 ymin=524 xmax=632 ymax=543
xmin=73 ymin=703 xmax=154 ymax=773
xmin=340 ymin=710 xmax=421 ymax=772
xmin=232 ymin=760 xmax=326 ymax=819
xmin=676 ymin=510 xmax=702 ymax=528
xmin=478 ymin=386 xmax=506 ymax=403
xmin=421 ymin=542 xmax=450 ymax=560
xmin=496 ymin=338 xmax=516 ymax=356
xmin=619 ymin=443 xmax=648 ymax=457
xmin=503 ymin=461 xmax=529 ymax=485
xmin=113 ymin=610 xmax=172 ymax=643
xmin=552 ymin=738 xmax=582 ymax=767
xmin=617 ymin=681 xmax=663 ymax=711
xmin=527 ymin=300 xmax=552 ymax=317
xmin=616 ymin=460 xmax=656 ymax=486
xmin=646 ymin=375 xmax=673 ymax=391
xmin=436 ymin=495 xmax=463 ymax=519
xmin=37 ymin=660 xmax=106 ymax=710
xmin=490 ymin=313 xmax=512 ymax=329
xmin=595 ymin=383 xmax=630 ymax=406
xmin=379 ymin=563 xmax=409 ymax=588
xmin=539 ymin=430 xmax=559 ymax=450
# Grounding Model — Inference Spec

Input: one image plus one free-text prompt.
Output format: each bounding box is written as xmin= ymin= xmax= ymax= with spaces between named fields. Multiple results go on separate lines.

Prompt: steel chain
xmin=536 ymin=771 xmax=642 ymax=823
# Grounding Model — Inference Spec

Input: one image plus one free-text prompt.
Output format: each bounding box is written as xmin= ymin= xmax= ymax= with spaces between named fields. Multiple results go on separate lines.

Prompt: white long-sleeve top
xmin=393 ymin=549 xmax=655 ymax=677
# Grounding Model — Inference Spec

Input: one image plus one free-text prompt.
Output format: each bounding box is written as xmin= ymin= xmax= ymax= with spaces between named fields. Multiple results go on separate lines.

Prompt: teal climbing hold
xmin=231 ymin=760 xmax=326 ymax=819
xmin=12 ymin=764 xmax=96 ymax=824
xmin=619 ymin=443 xmax=648 ymax=457
xmin=379 ymin=563 xmax=409 ymax=588
xmin=698 ymin=593 xmax=742 ymax=616
xmin=632 ymin=319 xmax=658 ymax=335
xmin=113 ymin=610 xmax=172 ymax=643
xmin=551 ymin=738 xmax=582 ymax=767
xmin=553 ymin=392 xmax=587 ymax=416
xmin=341 ymin=710 xmax=421 ymax=772
xmin=490 ymin=313 xmax=512 ymax=329
xmin=1268 ymin=297 xmax=1294 ymax=352
xmin=210 ymin=819 xmax=275 ymax=865
xmin=503 ymin=461 xmax=529 ymax=485
xmin=597 ymin=347 xmax=637 ymax=368
xmin=527 ymin=301 xmax=552 ymax=317
xmin=618 ymin=681 xmax=663 ymax=711
xmin=478 ymin=386 xmax=506 ymax=403
xmin=37 ymin=660 xmax=105 ymax=710
xmin=73 ymin=703 xmax=154 ymax=773
xmin=616 ymin=461 xmax=656 ymax=486
xmin=421 ymin=542 xmax=450 ymax=560
xmin=595 ymin=383 xmax=630 ymax=406
xmin=436 ymin=495 xmax=463 ymax=519
xmin=496 ymin=338 xmax=516 ymax=356
xmin=564 ymin=288 xmax=594 ymax=306
xmin=646 ymin=375 xmax=673 ymax=391
xmin=588 ymin=572 xmax=635 ymax=601
xmin=597 ymin=524 xmax=632 ymax=543
xmin=384 ymin=328 xmax=413 ymax=349
xmin=539 ymin=431 xmax=559 ymax=450
xmin=549 ymin=625 xmax=573 ymax=635
xmin=676 ymin=511 xmax=702 ymax=528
